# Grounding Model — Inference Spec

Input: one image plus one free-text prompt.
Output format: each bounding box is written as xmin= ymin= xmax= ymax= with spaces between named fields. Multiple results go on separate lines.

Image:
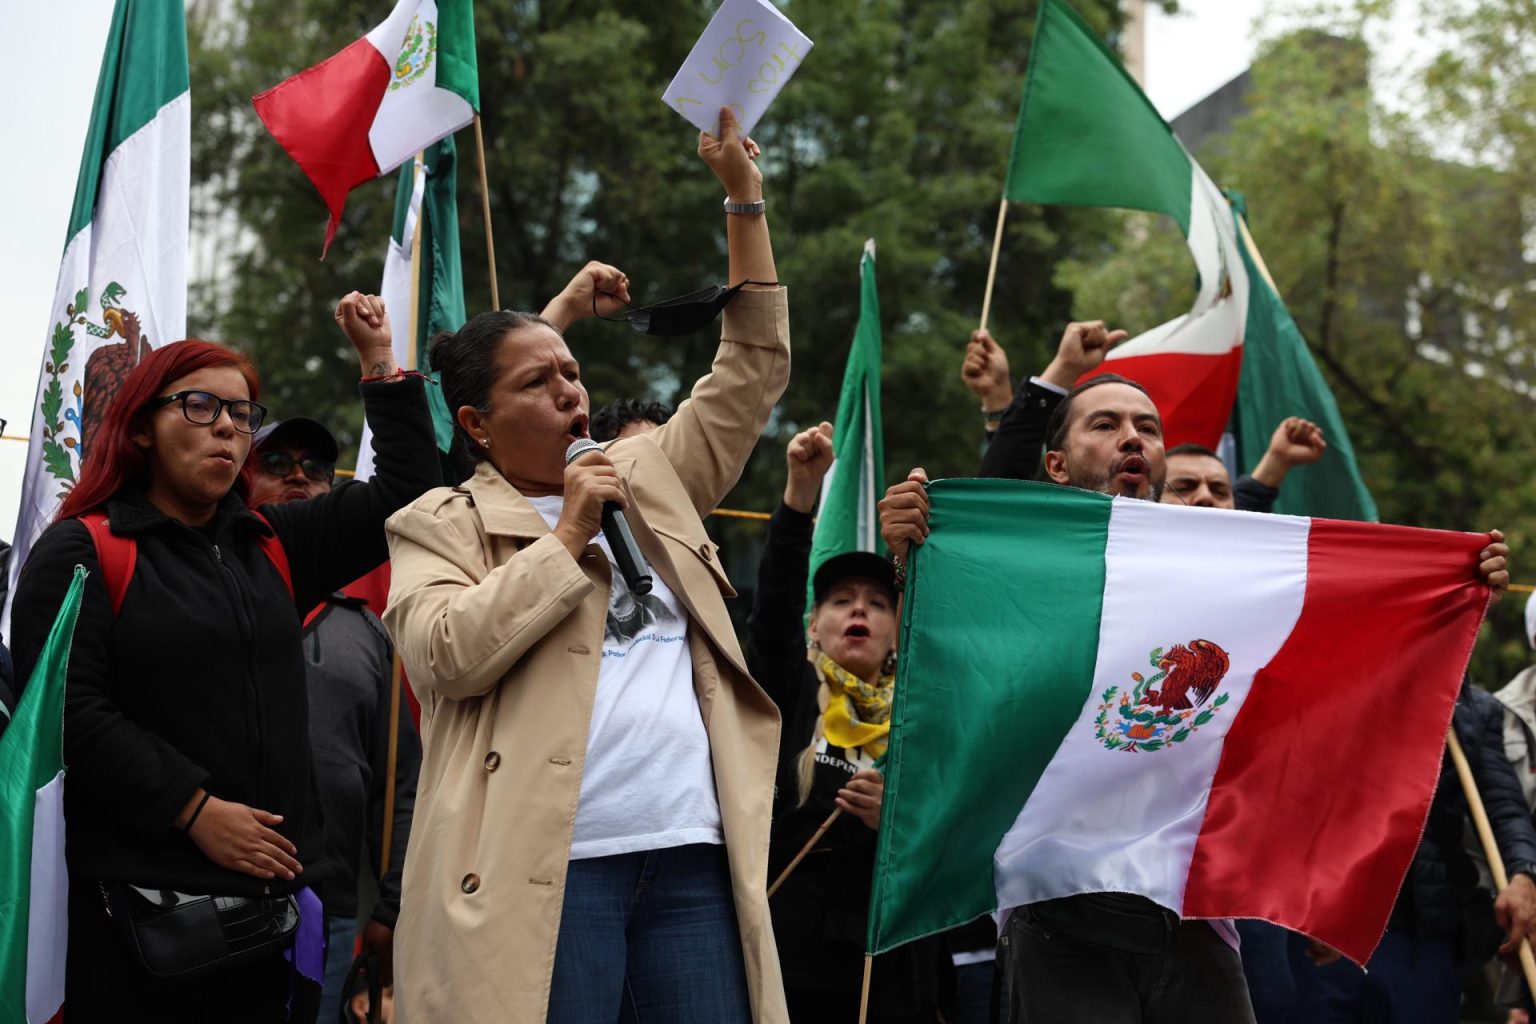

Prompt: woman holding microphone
xmin=383 ymin=109 xmax=790 ymax=1023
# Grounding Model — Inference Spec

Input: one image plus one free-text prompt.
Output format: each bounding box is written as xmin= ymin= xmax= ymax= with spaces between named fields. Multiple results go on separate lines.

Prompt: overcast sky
xmin=0 ymin=0 xmax=1264 ymax=542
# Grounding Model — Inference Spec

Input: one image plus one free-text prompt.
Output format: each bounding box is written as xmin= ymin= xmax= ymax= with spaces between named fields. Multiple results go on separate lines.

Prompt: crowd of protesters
xmin=0 ymin=107 xmax=1530 ymax=1024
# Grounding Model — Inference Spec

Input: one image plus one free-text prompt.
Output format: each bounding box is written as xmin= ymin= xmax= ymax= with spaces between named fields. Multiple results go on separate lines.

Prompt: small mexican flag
xmin=868 ymin=480 xmax=1489 ymax=964
xmin=354 ymin=137 xmax=464 ymax=481
xmin=4 ymin=0 xmax=188 ymax=633
xmin=1004 ymin=0 xmax=1249 ymax=450
xmin=808 ymin=239 xmax=885 ymax=600
xmin=0 ymin=567 xmax=88 ymax=1024
xmin=252 ymin=0 xmax=479 ymax=254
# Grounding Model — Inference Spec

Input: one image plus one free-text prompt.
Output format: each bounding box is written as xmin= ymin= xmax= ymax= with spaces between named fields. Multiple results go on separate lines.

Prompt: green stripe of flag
xmin=435 ymin=0 xmax=480 ymax=111
xmin=1229 ymin=199 xmax=1378 ymax=521
xmin=66 ymin=0 xmax=189 ymax=242
xmin=391 ymin=138 xmax=465 ymax=453
xmin=808 ymin=240 xmax=885 ymax=603
xmin=1004 ymin=0 xmax=1191 ymax=233
xmin=0 ymin=567 xmax=87 ymax=1022
xmin=868 ymin=480 xmax=1111 ymax=953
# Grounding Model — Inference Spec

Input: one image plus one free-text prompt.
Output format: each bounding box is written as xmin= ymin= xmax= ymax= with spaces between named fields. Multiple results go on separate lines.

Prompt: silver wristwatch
xmin=723 ymin=197 xmax=766 ymax=216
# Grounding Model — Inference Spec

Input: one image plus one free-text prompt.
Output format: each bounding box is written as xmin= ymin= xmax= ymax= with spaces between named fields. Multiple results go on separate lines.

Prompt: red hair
xmin=56 ymin=339 xmax=261 ymax=522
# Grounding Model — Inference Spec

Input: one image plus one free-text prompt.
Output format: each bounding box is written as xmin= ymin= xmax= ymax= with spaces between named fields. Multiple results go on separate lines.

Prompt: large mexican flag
xmin=808 ymin=239 xmax=885 ymax=602
xmin=5 ymin=0 xmax=188 ymax=629
xmin=867 ymin=479 xmax=1489 ymax=964
xmin=253 ymin=0 xmax=479 ymax=253
xmin=0 ymin=567 xmax=88 ymax=1024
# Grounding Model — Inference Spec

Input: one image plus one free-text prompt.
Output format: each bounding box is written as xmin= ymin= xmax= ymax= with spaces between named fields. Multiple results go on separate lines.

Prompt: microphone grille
xmin=565 ymin=437 xmax=602 ymax=466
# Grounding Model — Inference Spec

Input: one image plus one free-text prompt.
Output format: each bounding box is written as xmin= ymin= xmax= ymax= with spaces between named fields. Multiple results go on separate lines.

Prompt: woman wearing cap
xmin=381 ymin=109 xmax=790 ymax=1023
xmin=9 ymin=293 xmax=438 ymax=1019
xmin=748 ymin=422 xmax=952 ymax=1023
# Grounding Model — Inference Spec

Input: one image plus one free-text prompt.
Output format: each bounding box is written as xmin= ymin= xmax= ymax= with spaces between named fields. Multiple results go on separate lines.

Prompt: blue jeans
xmin=1287 ymin=929 xmax=1458 ymax=1024
xmin=547 ymin=844 xmax=752 ymax=1024
xmin=1237 ymin=920 xmax=1297 ymax=1024
xmin=318 ymin=915 xmax=357 ymax=1024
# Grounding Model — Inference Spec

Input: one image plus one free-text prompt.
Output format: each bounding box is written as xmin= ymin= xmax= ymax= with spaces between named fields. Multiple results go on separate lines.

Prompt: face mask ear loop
xmin=592 ymin=289 xmax=638 ymax=324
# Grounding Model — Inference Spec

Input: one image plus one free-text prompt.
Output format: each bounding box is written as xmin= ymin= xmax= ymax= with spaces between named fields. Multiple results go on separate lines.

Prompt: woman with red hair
xmin=10 ymin=292 xmax=439 ymax=1021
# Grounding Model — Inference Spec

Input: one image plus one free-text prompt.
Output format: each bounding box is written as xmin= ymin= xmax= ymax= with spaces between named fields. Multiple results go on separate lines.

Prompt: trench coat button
xmin=484 ymin=751 xmax=501 ymax=772
xmin=567 ymin=644 xmax=590 ymax=655
xmin=699 ymin=543 xmax=713 ymax=562
xmin=461 ymin=873 xmax=480 ymax=894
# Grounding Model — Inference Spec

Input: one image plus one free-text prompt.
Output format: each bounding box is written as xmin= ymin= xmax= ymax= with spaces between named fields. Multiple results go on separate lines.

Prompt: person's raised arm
xmin=650 ymin=107 xmax=789 ymax=514
xmin=260 ymin=291 xmax=440 ymax=610
xmin=748 ymin=423 xmax=833 ymax=706
xmin=962 ymin=330 xmax=1014 ymax=440
xmin=540 ymin=261 xmax=632 ymax=334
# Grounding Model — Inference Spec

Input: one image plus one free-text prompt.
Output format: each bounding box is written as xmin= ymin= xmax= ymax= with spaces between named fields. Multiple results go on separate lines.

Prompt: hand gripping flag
xmin=867 ymin=479 xmax=1489 ymax=964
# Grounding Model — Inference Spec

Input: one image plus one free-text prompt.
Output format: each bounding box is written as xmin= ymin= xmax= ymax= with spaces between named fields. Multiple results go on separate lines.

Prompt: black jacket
xmin=748 ymin=504 xmax=948 ymax=1019
xmin=11 ymin=377 xmax=437 ymax=897
xmin=1391 ymin=682 xmax=1536 ymax=951
xmin=303 ymin=594 xmax=420 ymax=926
xmin=979 ymin=377 xmax=1280 ymax=511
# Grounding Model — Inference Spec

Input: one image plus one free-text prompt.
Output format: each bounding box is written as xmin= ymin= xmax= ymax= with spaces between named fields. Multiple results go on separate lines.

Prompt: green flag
xmin=1230 ymin=199 xmax=1378 ymax=520
xmin=1004 ymin=0 xmax=1192 ymax=232
xmin=0 ymin=567 xmax=87 ymax=1024
xmin=357 ymin=137 xmax=465 ymax=477
xmin=809 ymin=240 xmax=885 ymax=600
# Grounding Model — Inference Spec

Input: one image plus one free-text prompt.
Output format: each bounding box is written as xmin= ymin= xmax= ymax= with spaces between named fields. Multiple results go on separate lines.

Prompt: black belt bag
xmin=101 ymin=882 xmax=300 ymax=980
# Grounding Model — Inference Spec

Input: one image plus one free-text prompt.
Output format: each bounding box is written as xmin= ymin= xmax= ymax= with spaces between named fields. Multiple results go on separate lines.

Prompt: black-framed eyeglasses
xmin=153 ymin=391 xmax=268 ymax=434
xmin=257 ymin=450 xmax=335 ymax=483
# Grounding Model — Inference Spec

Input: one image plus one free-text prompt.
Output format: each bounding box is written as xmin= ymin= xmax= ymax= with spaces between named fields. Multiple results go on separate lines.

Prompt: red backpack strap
xmin=79 ymin=512 xmax=135 ymax=618
xmin=252 ymin=510 xmax=294 ymax=601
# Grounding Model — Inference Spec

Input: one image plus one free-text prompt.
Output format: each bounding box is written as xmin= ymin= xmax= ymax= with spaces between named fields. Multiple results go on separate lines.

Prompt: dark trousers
xmin=1286 ymin=928 xmax=1459 ymax=1024
xmin=1237 ymin=919 xmax=1298 ymax=1023
xmin=546 ymin=843 xmax=752 ymax=1024
xmin=64 ymin=876 xmax=295 ymax=1023
xmin=1004 ymin=901 xmax=1256 ymax=1024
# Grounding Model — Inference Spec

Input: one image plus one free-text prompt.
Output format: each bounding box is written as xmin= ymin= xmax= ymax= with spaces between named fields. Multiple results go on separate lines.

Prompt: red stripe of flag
xmin=1083 ymin=348 xmax=1243 ymax=450
xmin=253 ymin=38 xmax=391 ymax=256
xmin=1182 ymin=518 xmax=1490 ymax=963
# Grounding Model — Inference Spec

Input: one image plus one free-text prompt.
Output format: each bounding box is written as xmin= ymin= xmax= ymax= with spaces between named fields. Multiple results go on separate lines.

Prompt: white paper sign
xmin=662 ymin=0 xmax=813 ymax=138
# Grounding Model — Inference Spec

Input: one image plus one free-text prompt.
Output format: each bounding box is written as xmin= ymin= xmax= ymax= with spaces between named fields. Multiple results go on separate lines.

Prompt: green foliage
xmin=40 ymin=378 xmax=62 ymax=438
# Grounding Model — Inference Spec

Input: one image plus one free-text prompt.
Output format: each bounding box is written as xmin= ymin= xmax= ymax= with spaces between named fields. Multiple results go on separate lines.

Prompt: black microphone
xmin=565 ymin=438 xmax=654 ymax=596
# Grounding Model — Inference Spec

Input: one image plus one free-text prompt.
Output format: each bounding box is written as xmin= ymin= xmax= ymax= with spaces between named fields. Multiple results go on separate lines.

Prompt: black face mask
xmin=595 ymin=282 xmax=750 ymax=336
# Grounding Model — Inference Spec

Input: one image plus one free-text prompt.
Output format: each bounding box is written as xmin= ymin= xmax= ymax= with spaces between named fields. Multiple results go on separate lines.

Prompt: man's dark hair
xmin=1167 ymin=442 xmax=1221 ymax=460
xmin=429 ymin=309 xmax=557 ymax=477
xmin=590 ymin=398 xmax=674 ymax=443
xmin=1044 ymin=374 xmax=1155 ymax=452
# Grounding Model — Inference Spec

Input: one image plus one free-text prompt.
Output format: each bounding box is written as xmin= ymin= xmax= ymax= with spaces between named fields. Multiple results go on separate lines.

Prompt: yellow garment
xmin=817 ymin=652 xmax=895 ymax=759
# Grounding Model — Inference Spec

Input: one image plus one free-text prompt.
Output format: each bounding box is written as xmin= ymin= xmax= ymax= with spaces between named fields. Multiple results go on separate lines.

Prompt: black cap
xmin=812 ymin=551 xmax=899 ymax=605
xmin=253 ymin=417 xmax=339 ymax=463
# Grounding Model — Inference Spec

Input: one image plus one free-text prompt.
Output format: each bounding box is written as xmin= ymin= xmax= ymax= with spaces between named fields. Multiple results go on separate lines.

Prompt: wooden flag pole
xmin=767 ymin=808 xmax=841 ymax=898
xmin=379 ymin=153 xmax=426 ymax=879
xmin=856 ymin=953 xmax=874 ymax=1024
xmin=473 ymin=114 xmax=500 ymax=309
xmin=1446 ymin=728 xmax=1536 ymax=994
xmin=978 ymin=197 xmax=1010 ymax=333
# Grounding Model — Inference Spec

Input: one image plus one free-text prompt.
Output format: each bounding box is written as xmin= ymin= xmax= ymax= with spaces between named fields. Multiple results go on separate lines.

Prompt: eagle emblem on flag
xmin=1093 ymin=640 xmax=1232 ymax=753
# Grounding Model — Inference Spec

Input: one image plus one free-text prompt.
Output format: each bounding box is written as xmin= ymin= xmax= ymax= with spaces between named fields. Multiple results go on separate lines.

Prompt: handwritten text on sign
xmin=663 ymin=0 xmax=814 ymax=138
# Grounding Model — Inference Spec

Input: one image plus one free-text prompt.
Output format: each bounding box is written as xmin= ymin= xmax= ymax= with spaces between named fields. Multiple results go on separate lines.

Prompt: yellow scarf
xmin=818 ymin=652 xmax=895 ymax=759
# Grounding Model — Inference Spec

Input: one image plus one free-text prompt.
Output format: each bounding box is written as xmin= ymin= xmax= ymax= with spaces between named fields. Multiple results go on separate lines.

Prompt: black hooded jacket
xmin=10 ymin=377 xmax=436 ymax=897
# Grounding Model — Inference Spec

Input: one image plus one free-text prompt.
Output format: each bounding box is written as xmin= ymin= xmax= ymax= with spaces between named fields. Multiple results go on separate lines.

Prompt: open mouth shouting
xmin=1113 ymin=453 xmax=1149 ymax=490
xmin=568 ymin=413 xmax=590 ymax=442
xmin=843 ymin=623 xmax=872 ymax=644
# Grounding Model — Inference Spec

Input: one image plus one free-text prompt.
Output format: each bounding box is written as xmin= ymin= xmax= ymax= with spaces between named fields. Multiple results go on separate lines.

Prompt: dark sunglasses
xmin=257 ymin=450 xmax=335 ymax=483
xmin=153 ymin=391 xmax=268 ymax=435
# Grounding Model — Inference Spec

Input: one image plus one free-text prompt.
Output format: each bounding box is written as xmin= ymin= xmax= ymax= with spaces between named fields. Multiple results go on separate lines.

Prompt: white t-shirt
xmin=526 ymin=496 xmax=723 ymax=859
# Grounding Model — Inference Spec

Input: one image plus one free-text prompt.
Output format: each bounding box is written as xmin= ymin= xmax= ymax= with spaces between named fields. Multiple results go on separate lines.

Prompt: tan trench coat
xmin=383 ymin=288 xmax=792 ymax=1023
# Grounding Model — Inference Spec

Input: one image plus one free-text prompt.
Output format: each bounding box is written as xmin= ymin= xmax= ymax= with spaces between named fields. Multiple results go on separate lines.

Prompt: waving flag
xmin=1004 ymin=0 xmax=1248 ymax=449
xmin=253 ymin=0 xmax=479 ymax=254
xmin=808 ymin=239 xmax=885 ymax=602
xmin=0 ymin=567 xmax=87 ymax=1024
xmin=867 ymin=479 xmax=1488 ymax=964
xmin=5 ymin=0 xmax=188 ymax=632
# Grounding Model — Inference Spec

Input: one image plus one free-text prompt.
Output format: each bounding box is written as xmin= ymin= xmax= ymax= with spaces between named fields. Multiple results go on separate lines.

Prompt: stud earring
xmin=479 ymin=438 xmax=491 ymax=448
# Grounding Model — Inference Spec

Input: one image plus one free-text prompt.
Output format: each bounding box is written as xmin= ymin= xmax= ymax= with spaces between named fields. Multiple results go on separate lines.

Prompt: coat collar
xmin=106 ymin=487 xmax=274 ymax=539
xmin=462 ymin=448 xmax=643 ymax=538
